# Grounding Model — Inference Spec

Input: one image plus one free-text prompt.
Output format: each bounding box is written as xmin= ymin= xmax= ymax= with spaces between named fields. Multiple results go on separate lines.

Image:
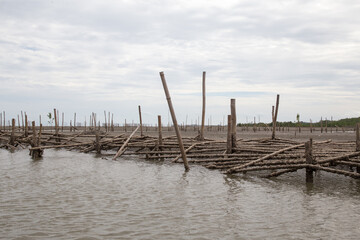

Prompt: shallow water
xmin=1 ymin=149 xmax=360 ymax=240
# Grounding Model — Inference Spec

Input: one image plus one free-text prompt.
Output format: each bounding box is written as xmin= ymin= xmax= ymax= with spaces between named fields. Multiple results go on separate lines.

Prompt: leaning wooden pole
xmin=272 ymin=94 xmax=280 ymax=140
xmin=138 ymin=105 xmax=143 ymax=136
xmin=200 ymin=71 xmax=206 ymax=140
xmin=159 ymin=72 xmax=189 ymax=171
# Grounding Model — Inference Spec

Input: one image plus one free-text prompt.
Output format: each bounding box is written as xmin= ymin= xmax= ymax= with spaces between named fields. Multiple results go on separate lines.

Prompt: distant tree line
xmin=238 ymin=117 xmax=360 ymax=128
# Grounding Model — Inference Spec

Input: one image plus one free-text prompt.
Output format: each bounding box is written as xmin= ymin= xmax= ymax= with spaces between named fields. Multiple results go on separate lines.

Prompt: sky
xmin=1 ymin=0 xmax=360 ymax=126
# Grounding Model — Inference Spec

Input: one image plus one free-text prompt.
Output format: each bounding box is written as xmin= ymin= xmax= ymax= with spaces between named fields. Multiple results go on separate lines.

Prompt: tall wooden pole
xmin=230 ymin=99 xmax=237 ymax=149
xmin=272 ymin=94 xmax=280 ymax=140
xmin=138 ymin=105 xmax=143 ymax=136
xmin=200 ymin=71 xmax=206 ymax=140
xmin=160 ymin=72 xmax=189 ymax=171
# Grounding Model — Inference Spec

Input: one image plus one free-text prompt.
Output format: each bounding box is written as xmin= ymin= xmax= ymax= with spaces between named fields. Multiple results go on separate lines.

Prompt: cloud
xmin=0 ymin=0 xmax=359 ymax=125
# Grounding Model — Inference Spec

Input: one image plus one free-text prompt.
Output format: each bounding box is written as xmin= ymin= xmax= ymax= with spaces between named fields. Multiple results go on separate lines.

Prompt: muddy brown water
xmin=1 ymin=149 xmax=360 ymax=239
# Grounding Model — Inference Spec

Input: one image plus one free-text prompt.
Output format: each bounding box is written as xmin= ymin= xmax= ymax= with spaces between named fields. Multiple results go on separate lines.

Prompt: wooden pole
xmin=24 ymin=114 xmax=28 ymax=137
xmin=227 ymin=115 xmax=232 ymax=154
xmin=356 ymin=123 xmax=360 ymax=173
xmin=321 ymin=117 xmax=323 ymax=133
xmin=17 ymin=115 xmax=21 ymax=131
xmin=54 ymin=109 xmax=59 ymax=141
xmin=124 ymin=119 xmax=127 ymax=132
xmin=356 ymin=123 xmax=360 ymax=151
xmin=10 ymin=118 xmax=15 ymax=145
xmin=104 ymin=111 xmax=107 ymax=132
xmin=305 ymin=138 xmax=314 ymax=183
xmin=310 ymin=119 xmax=313 ymax=133
xmin=272 ymin=94 xmax=280 ymax=139
xmin=200 ymin=71 xmax=206 ymax=140
xmin=111 ymin=113 xmax=114 ymax=132
xmin=159 ymin=72 xmax=189 ymax=171
xmin=74 ymin=113 xmax=76 ymax=132
xmin=3 ymin=111 xmax=5 ymax=131
xmin=62 ymin=112 xmax=64 ymax=132
xmin=158 ymin=115 xmax=163 ymax=149
xmin=230 ymin=99 xmax=237 ymax=149
xmin=108 ymin=112 xmax=110 ymax=132
xmin=21 ymin=111 xmax=24 ymax=131
xmin=138 ymin=105 xmax=143 ymax=136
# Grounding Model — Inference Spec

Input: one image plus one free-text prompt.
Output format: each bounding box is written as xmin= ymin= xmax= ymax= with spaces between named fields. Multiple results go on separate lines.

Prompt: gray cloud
xmin=0 ymin=0 xmax=359 ymax=124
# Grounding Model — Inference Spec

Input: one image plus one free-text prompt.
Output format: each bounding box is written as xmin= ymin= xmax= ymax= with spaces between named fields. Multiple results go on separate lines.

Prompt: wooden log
xmin=30 ymin=141 xmax=94 ymax=150
xmin=138 ymin=105 xmax=143 ymax=136
xmin=226 ymin=164 xmax=310 ymax=173
xmin=264 ymin=169 xmax=299 ymax=178
xmin=226 ymin=140 xmax=331 ymax=174
xmin=160 ymin=72 xmax=189 ymax=171
xmin=112 ymin=126 xmax=140 ymax=160
xmin=310 ymin=165 xmax=360 ymax=179
xmin=272 ymin=94 xmax=280 ymax=139
xmin=200 ymin=71 xmax=206 ymax=140
xmin=316 ymin=152 xmax=360 ymax=164
xmin=230 ymin=99 xmax=236 ymax=149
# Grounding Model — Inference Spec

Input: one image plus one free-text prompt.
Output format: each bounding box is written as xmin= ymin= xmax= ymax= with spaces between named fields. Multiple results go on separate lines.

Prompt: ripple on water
xmin=1 ymin=149 xmax=360 ymax=240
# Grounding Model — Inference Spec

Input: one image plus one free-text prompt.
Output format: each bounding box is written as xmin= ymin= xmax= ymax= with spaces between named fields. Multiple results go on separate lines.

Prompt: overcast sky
xmin=1 ymin=0 xmax=359 ymax=126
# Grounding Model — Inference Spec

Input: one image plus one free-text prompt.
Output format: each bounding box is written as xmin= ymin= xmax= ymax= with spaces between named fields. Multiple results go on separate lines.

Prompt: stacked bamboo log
xmin=1 ymin=125 xmax=360 ymax=182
